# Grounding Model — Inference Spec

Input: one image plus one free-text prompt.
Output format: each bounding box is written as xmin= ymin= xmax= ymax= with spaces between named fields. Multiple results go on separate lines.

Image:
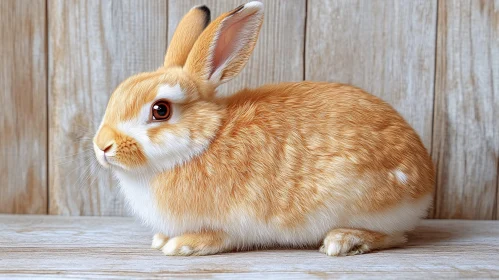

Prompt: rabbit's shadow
xmin=406 ymin=222 xmax=465 ymax=247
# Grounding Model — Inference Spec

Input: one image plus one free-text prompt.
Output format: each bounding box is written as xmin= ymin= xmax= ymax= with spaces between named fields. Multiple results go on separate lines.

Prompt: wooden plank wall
xmin=0 ymin=0 xmax=497 ymax=219
xmin=432 ymin=0 xmax=499 ymax=219
xmin=0 ymin=0 xmax=47 ymax=214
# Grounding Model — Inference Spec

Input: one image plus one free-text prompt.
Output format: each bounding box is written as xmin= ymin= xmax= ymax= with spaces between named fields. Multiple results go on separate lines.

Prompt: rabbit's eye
xmin=151 ymin=100 xmax=172 ymax=121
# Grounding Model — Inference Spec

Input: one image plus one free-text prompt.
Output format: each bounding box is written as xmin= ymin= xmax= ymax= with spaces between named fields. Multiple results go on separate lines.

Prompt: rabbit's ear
xmin=164 ymin=5 xmax=211 ymax=68
xmin=184 ymin=2 xmax=264 ymax=87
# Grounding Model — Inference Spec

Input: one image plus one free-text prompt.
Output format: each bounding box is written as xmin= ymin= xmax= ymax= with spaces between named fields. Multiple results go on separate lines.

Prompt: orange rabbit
xmin=93 ymin=2 xmax=434 ymax=256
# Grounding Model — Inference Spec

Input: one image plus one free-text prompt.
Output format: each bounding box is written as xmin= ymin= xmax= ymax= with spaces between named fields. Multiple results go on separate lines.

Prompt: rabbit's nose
xmin=102 ymin=142 xmax=114 ymax=153
xmin=94 ymin=125 xmax=117 ymax=152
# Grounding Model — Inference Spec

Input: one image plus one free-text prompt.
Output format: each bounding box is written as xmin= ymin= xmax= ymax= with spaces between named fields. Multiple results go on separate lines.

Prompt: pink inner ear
xmin=211 ymin=14 xmax=254 ymax=77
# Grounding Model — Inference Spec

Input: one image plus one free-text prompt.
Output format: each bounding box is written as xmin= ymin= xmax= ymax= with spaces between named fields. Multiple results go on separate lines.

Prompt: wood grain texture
xmin=0 ymin=0 xmax=47 ymax=214
xmin=1 ymin=215 xmax=498 ymax=279
xmin=168 ymin=0 xmax=306 ymax=97
xmin=48 ymin=0 xmax=168 ymax=215
xmin=305 ymin=0 xmax=437 ymax=150
xmin=433 ymin=0 xmax=499 ymax=219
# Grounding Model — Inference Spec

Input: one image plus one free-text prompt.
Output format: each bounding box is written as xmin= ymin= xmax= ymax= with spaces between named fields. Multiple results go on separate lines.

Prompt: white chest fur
xmin=114 ymin=171 xmax=169 ymax=232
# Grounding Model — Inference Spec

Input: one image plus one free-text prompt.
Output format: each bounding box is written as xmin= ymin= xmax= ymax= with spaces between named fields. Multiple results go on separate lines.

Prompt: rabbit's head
xmin=93 ymin=2 xmax=264 ymax=172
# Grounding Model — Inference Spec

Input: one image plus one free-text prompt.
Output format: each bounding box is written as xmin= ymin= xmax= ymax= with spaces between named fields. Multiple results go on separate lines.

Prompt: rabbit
xmin=93 ymin=1 xmax=434 ymax=257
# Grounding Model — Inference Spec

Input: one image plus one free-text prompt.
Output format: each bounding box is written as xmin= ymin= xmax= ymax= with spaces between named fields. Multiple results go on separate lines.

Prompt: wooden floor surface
xmin=1 ymin=215 xmax=498 ymax=279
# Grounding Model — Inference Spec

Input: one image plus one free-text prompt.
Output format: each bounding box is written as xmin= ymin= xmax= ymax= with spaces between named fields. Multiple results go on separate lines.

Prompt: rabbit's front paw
xmin=161 ymin=231 xmax=229 ymax=256
xmin=151 ymin=233 xmax=169 ymax=250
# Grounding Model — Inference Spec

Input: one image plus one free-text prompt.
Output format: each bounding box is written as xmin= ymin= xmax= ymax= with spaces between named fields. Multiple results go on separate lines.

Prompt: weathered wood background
xmin=0 ymin=0 xmax=497 ymax=219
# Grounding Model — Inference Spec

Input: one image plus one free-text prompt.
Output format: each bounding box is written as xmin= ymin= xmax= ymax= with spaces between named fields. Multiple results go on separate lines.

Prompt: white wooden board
xmin=1 ymin=215 xmax=498 ymax=279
